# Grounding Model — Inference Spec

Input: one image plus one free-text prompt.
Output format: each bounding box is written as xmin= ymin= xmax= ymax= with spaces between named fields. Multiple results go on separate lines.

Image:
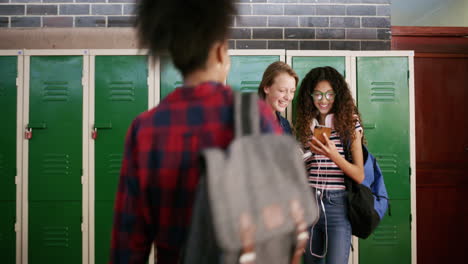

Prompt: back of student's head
xmin=258 ymin=61 xmax=298 ymax=99
xmin=136 ymin=0 xmax=236 ymax=76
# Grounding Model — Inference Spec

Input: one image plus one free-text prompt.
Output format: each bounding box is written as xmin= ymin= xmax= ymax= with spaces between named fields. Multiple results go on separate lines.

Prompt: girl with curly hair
xmin=294 ymin=66 xmax=365 ymax=264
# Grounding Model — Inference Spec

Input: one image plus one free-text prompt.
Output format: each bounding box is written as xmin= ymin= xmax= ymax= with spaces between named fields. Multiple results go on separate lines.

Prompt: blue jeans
xmin=304 ymin=189 xmax=351 ymax=264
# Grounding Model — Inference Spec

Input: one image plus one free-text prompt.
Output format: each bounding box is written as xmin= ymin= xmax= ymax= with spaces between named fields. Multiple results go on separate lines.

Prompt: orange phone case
xmin=313 ymin=126 xmax=331 ymax=145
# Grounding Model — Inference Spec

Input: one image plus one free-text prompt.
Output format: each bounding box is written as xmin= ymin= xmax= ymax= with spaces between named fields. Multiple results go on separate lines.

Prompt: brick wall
xmin=0 ymin=0 xmax=391 ymax=50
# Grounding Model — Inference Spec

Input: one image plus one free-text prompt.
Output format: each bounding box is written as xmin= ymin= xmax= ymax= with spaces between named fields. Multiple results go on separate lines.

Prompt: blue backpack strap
xmin=345 ymin=142 xmax=390 ymax=219
xmin=368 ymin=152 xmax=391 ymax=218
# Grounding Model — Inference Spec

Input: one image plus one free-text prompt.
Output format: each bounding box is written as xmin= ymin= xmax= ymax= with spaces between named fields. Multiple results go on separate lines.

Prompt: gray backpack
xmin=183 ymin=92 xmax=319 ymax=264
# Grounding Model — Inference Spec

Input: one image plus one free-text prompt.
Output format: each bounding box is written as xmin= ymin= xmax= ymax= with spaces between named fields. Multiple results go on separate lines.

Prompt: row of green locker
xmin=0 ymin=50 xmax=415 ymax=264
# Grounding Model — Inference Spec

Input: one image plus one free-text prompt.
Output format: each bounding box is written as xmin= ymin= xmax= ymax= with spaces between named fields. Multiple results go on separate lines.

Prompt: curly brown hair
xmin=294 ymin=66 xmax=362 ymax=146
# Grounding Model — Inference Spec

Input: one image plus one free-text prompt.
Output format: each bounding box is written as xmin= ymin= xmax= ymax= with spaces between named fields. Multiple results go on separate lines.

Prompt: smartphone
xmin=313 ymin=126 xmax=332 ymax=145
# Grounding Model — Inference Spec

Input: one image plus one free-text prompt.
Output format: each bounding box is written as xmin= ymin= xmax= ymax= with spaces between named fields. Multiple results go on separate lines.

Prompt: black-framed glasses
xmin=310 ymin=91 xmax=336 ymax=101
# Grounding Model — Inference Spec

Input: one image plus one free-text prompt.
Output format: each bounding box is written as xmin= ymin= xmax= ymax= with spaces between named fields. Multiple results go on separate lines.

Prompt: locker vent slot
xmin=241 ymin=81 xmax=260 ymax=93
xmin=42 ymin=226 xmax=69 ymax=247
xmin=108 ymin=154 xmax=122 ymax=175
xmin=374 ymin=153 xmax=397 ymax=174
xmin=371 ymin=225 xmax=398 ymax=245
xmin=370 ymin=82 xmax=395 ymax=102
xmin=42 ymin=154 xmax=70 ymax=175
xmin=43 ymin=81 xmax=69 ymax=101
xmin=109 ymin=81 xmax=135 ymax=101
xmin=174 ymin=81 xmax=183 ymax=87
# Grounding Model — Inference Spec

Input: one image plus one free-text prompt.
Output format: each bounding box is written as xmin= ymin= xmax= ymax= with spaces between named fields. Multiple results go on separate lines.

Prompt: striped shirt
xmin=304 ymin=123 xmax=362 ymax=190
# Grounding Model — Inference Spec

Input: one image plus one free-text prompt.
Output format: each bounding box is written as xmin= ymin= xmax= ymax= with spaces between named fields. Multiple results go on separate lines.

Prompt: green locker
xmin=160 ymin=55 xmax=183 ymax=100
xmin=227 ymin=55 xmax=280 ymax=92
xmin=356 ymin=57 xmax=410 ymax=264
xmin=28 ymin=56 xmax=83 ymax=264
xmin=290 ymin=56 xmax=346 ymax=122
xmin=359 ymin=199 xmax=411 ymax=264
xmin=356 ymin=57 xmax=410 ymax=200
xmin=0 ymin=201 xmax=16 ymax=263
xmin=0 ymin=56 xmax=17 ymax=201
xmin=160 ymin=55 xmax=281 ymax=101
xmin=94 ymin=55 xmax=149 ymax=264
xmin=0 ymin=56 xmax=17 ymax=263
xmin=29 ymin=202 xmax=82 ymax=262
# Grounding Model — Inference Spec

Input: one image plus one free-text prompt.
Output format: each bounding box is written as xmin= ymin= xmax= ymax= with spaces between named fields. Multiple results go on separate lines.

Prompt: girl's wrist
xmin=330 ymin=151 xmax=343 ymax=163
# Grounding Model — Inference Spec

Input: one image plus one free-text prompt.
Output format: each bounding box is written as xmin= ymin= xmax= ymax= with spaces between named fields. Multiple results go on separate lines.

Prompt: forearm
xmin=332 ymin=154 xmax=364 ymax=184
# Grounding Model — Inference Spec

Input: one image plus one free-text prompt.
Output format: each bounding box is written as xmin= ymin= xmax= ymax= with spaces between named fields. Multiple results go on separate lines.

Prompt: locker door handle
xmin=362 ymin=123 xmax=376 ymax=129
xmin=92 ymin=123 xmax=112 ymax=140
xmin=94 ymin=123 xmax=112 ymax=129
xmin=25 ymin=123 xmax=46 ymax=139
xmin=27 ymin=122 xmax=47 ymax=129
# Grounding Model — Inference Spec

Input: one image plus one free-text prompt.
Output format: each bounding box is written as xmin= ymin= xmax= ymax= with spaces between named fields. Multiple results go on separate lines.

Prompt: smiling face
xmin=312 ymin=80 xmax=335 ymax=119
xmin=263 ymin=73 xmax=297 ymax=113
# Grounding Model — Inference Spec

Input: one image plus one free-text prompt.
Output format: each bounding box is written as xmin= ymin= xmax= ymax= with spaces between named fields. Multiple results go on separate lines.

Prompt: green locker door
xmin=0 ymin=56 xmax=17 ymax=263
xmin=290 ymin=56 xmax=346 ymax=122
xmin=227 ymin=55 xmax=280 ymax=93
xmin=0 ymin=202 xmax=16 ymax=263
xmin=160 ymin=55 xmax=183 ymax=100
xmin=356 ymin=57 xmax=410 ymax=264
xmin=359 ymin=200 xmax=411 ymax=264
xmin=94 ymin=56 xmax=149 ymax=264
xmin=357 ymin=57 xmax=410 ymax=199
xmin=160 ymin=55 xmax=281 ymax=100
xmin=28 ymin=56 xmax=83 ymax=263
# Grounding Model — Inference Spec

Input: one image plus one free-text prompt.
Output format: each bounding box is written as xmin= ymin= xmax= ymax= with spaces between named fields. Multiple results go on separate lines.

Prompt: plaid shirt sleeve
xmin=110 ymin=117 xmax=155 ymax=264
xmin=258 ymin=99 xmax=283 ymax=135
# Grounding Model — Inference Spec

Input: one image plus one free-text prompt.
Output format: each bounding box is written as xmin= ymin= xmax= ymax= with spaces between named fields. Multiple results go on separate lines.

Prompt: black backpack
xmin=183 ymin=92 xmax=319 ymax=264
xmin=344 ymin=144 xmax=389 ymax=239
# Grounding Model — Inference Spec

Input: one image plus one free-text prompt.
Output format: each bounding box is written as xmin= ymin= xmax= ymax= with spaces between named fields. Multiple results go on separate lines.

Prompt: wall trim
xmin=391 ymin=26 xmax=468 ymax=37
xmin=0 ymin=28 xmax=140 ymax=50
xmin=391 ymin=26 xmax=468 ymax=54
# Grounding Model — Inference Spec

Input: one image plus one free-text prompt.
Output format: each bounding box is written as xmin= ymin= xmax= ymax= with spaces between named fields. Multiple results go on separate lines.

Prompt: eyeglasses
xmin=310 ymin=91 xmax=336 ymax=101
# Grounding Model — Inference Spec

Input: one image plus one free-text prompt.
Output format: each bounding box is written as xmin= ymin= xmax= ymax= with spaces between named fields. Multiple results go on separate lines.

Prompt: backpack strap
xmin=346 ymin=142 xmax=392 ymax=217
xmin=342 ymin=140 xmax=354 ymax=187
xmin=343 ymin=140 xmax=351 ymax=163
xmin=234 ymin=92 xmax=260 ymax=138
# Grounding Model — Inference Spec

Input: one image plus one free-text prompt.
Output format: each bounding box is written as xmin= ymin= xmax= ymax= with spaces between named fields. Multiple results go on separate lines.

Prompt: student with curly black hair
xmin=109 ymin=1 xmax=281 ymax=263
xmin=294 ymin=67 xmax=365 ymax=264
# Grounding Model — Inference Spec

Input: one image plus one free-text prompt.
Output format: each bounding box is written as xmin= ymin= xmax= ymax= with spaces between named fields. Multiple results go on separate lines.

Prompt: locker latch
xmin=92 ymin=123 xmax=112 ymax=140
xmin=25 ymin=128 xmax=32 ymax=140
xmin=25 ymin=123 xmax=47 ymax=140
xmin=92 ymin=128 xmax=97 ymax=140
